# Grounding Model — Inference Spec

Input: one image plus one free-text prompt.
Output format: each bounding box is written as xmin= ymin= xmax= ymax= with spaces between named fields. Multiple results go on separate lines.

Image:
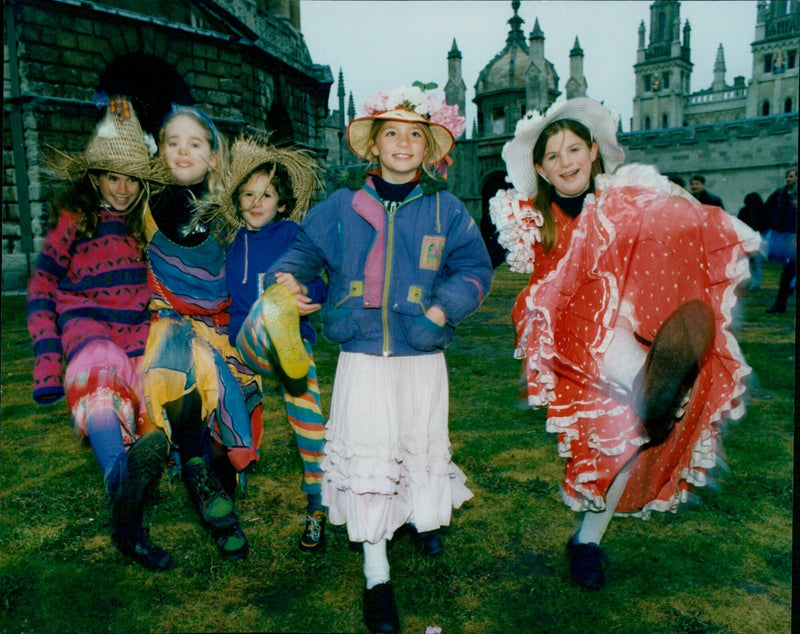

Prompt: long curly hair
xmin=45 ymin=170 xmax=149 ymax=252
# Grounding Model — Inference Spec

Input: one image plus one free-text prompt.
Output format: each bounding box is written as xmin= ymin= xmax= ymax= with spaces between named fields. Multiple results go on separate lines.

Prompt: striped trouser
xmin=236 ymin=302 xmax=325 ymax=495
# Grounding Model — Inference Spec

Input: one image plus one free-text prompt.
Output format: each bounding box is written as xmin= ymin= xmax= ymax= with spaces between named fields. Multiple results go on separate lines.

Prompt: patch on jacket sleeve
xmin=419 ymin=236 xmax=445 ymax=271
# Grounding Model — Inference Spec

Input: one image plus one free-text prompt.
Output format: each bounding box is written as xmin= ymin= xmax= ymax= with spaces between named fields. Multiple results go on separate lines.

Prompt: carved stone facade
xmin=441 ymin=0 xmax=798 ymax=232
xmin=445 ymin=1 xmax=589 ymax=221
xmin=3 ymin=0 xmax=333 ymax=290
xmin=633 ymin=0 xmax=799 ymax=130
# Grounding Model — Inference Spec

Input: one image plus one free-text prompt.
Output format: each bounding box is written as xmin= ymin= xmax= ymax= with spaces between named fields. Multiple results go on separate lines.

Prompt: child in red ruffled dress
xmin=490 ymin=97 xmax=760 ymax=590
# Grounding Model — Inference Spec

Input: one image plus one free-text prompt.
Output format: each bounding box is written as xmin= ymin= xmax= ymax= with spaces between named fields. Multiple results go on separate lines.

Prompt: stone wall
xmin=619 ymin=112 xmax=799 ymax=211
xmin=3 ymin=0 xmax=332 ymax=292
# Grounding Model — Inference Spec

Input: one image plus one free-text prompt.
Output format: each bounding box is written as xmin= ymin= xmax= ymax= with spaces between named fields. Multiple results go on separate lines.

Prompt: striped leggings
xmin=236 ymin=302 xmax=325 ymax=495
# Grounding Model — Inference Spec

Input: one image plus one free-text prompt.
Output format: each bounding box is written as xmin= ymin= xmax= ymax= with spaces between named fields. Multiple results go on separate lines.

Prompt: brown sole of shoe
xmin=634 ymin=299 xmax=715 ymax=422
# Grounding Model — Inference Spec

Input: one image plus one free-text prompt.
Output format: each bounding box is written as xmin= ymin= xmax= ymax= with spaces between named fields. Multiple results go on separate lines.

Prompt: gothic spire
xmin=507 ymin=0 xmax=526 ymax=47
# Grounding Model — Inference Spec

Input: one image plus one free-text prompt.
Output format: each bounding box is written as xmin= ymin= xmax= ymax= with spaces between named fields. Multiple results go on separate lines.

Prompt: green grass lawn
xmin=0 ymin=263 xmax=794 ymax=634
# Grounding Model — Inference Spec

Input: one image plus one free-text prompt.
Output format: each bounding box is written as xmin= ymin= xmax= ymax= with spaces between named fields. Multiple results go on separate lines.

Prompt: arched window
xmin=661 ymin=113 xmax=669 ymax=128
xmin=644 ymin=116 xmax=652 ymax=130
xmin=98 ymin=53 xmax=192 ymax=138
xmin=785 ymin=98 xmax=793 ymax=113
xmin=762 ymin=100 xmax=771 ymax=116
xmin=268 ymin=102 xmax=295 ymax=145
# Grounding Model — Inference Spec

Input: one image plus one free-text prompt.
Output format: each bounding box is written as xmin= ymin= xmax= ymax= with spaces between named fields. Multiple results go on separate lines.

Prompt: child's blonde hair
xmin=160 ymin=105 xmax=227 ymax=193
xmin=366 ymin=119 xmax=441 ymax=180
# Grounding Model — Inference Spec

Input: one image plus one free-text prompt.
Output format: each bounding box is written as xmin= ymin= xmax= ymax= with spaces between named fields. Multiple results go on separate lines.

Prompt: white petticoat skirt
xmin=321 ymin=351 xmax=473 ymax=543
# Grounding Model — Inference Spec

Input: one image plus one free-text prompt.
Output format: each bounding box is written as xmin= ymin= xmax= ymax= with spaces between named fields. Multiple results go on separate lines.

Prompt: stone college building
xmin=3 ymin=0 xmax=798 ymax=290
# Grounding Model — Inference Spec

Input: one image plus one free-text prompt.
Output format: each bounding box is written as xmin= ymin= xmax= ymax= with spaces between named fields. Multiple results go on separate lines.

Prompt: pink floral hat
xmin=347 ymin=86 xmax=466 ymax=165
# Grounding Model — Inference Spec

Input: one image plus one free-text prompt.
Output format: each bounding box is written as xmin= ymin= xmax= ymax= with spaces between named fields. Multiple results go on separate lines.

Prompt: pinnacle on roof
xmin=449 ymin=38 xmax=462 ymax=59
xmin=507 ymin=0 xmax=526 ymax=46
xmin=530 ymin=17 xmax=544 ymax=40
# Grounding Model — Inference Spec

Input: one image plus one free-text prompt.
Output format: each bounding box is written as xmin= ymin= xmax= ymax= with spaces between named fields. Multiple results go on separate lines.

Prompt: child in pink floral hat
xmin=264 ymin=85 xmax=493 ymax=633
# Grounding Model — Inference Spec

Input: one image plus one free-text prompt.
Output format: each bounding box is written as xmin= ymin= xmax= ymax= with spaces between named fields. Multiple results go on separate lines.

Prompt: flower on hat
xmin=514 ymin=101 xmax=567 ymax=137
xmin=363 ymin=86 xmax=429 ymax=118
xmin=488 ymin=188 xmax=544 ymax=274
xmin=428 ymin=98 xmax=466 ymax=139
xmin=361 ymin=84 xmax=466 ymax=139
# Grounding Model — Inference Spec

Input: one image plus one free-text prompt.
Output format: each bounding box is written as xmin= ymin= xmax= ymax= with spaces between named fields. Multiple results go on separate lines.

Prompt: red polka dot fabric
xmin=510 ymin=165 xmax=752 ymax=517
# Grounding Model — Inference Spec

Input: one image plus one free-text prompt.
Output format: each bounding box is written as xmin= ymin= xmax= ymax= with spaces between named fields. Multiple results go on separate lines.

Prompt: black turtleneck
xmin=551 ymin=184 xmax=591 ymax=219
xmin=150 ymin=181 xmax=210 ymax=246
xmin=372 ymin=175 xmax=417 ymax=203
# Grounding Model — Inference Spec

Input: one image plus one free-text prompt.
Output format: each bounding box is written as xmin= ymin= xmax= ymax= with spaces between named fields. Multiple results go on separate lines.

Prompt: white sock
xmin=363 ymin=539 xmax=390 ymax=589
xmin=576 ymin=467 xmax=632 ymax=545
xmin=600 ymin=328 xmax=647 ymax=392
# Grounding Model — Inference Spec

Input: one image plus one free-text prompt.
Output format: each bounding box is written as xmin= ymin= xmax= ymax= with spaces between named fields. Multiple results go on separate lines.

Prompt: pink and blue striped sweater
xmin=27 ymin=208 xmax=151 ymax=403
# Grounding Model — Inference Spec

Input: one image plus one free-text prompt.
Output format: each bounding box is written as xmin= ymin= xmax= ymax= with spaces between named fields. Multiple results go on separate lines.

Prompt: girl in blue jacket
xmin=264 ymin=86 xmax=493 ymax=633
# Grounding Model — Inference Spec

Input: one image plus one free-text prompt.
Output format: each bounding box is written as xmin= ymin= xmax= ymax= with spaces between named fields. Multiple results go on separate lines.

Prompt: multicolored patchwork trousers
xmin=141 ymin=309 xmax=262 ymax=472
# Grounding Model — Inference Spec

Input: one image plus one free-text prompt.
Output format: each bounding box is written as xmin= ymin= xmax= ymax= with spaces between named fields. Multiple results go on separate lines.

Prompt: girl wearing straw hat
xmin=202 ymin=130 xmax=330 ymax=553
xmin=27 ymin=97 xmax=173 ymax=570
xmin=490 ymin=97 xmax=760 ymax=589
xmin=263 ymin=85 xmax=493 ymax=632
xmin=140 ymin=105 xmax=259 ymax=561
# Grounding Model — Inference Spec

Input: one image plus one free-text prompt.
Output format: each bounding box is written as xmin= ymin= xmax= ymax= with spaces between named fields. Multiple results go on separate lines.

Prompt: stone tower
xmin=747 ymin=0 xmax=800 ymax=117
xmin=632 ymin=0 xmax=693 ymax=131
xmin=473 ymin=1 xmax=559 ymax=138
xmin=566 ymin=37 xmax=588 ymax=99
xmin=445 ymin=39 xmax=467 ymax=138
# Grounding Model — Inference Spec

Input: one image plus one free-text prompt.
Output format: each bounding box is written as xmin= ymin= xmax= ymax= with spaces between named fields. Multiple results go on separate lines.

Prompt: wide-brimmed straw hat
xmin=502 ymin=97 xmax=625 ymax=197
xmin=47 ymin=97 xmax=172 ymax=184
xmin=204 ymin=129 xmax=322 ymax=241
xmin=347 ymin=86 xmax=466 ymax=165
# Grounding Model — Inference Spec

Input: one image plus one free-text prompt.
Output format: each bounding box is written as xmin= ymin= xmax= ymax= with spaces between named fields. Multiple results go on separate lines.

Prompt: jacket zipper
xmin=381 ymin=207 xmax=395 ymax=356
xmin=380 ymin=192 xmax=421 ymax=356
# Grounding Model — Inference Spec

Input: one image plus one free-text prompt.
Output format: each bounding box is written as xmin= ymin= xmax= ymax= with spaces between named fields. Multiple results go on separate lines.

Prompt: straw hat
xmin=204 ymin=129 xmax=322 ymax=241
xmin=47 ymin=97 xmax=172 ymax=184
xmin=347 ymin=86 xmax=466 ymax=165
xmin=502 ymin=97 xmax=625 ymax=198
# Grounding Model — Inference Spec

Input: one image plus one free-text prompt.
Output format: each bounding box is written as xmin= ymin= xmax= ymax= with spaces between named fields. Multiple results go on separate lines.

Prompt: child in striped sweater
xmin=27 ymin=97 xmax=173 ymax=570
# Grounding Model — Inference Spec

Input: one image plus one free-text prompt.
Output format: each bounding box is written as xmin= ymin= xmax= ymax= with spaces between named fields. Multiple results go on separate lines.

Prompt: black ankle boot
xmin=363 ymin=582 xmax=399 ymax=633
xmin=110 ymin=430 xmax=172 ymax=570
xmin=111 ymin=522 xmax=173 ymax=570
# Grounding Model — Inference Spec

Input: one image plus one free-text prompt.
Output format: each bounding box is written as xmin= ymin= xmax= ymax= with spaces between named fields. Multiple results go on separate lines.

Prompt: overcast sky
xmin=301 ymin=0 xmax=758 ymax=133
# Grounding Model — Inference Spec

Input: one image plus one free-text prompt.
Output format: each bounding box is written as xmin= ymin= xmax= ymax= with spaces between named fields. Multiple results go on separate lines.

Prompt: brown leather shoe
xmin=633 ymin=300 xmax=715 ymax=445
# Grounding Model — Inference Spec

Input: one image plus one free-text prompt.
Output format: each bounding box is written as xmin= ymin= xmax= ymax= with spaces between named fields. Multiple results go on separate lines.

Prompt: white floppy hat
xmin=502 ymin=97 xmax=625 ymax=197
xmin=347 ymin=85 xmax=465 ymax=165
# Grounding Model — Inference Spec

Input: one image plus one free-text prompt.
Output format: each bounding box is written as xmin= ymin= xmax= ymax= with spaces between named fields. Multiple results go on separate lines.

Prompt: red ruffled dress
xmin=490 ymin=164 xmax=759 ymax=517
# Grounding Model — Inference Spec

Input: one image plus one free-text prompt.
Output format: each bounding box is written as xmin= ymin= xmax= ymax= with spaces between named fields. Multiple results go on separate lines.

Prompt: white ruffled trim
xmin=488 ymin=188 xmax=544 ymax=274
